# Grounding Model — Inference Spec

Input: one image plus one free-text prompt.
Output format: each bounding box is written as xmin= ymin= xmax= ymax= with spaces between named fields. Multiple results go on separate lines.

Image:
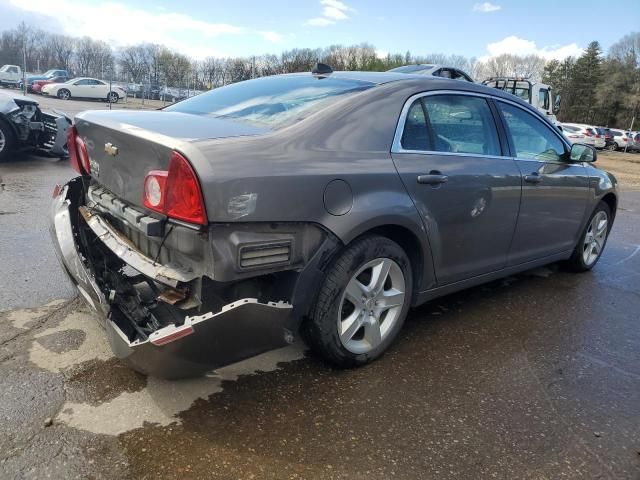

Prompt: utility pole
xmin=22 ymin=47 xmax=27 ymax=96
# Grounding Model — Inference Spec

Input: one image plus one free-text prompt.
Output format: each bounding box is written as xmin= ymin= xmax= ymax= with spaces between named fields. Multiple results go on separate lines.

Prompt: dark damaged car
xmin=0 ymin=91 xmax=70 ymax=160
xmin=50 ymin=67 xmax=618 ymax=378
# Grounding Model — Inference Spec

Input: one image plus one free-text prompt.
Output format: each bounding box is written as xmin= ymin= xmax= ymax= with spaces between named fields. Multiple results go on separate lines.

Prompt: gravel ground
xmin=595 ymin=150 xmax=640 ymax=188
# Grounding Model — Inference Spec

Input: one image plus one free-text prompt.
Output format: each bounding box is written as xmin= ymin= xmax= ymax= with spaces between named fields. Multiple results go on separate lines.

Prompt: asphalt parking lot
xmin=1 ymin=148 xmax=639 ymax=479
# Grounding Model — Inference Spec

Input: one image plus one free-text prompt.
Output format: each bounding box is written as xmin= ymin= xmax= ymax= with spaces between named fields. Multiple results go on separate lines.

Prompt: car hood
xmin=0 ymin=91 xmax=38 ymax=114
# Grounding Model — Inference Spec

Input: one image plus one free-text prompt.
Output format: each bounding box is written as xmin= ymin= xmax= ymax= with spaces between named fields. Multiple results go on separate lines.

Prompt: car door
xmin=391 ymin=92 xmax=522 ymax=285
xmin=495 ymin=100 xmax=589 ymax=265
xmin=71 ymin=79 xmax=90 ymax=96
xmin=91 ymin=80 xmax=109 ymax=98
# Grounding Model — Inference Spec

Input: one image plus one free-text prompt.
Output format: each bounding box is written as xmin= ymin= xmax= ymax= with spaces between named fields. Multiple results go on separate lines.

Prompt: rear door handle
xmin=524 ymin=173 xmax=542 ymax=184
xmin=417 ymin=174 xmax=449 ymax=185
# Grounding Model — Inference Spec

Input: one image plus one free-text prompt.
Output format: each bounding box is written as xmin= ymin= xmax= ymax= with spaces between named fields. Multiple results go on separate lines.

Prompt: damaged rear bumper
xmin=49 ymin=179 xmax=293 ymax=378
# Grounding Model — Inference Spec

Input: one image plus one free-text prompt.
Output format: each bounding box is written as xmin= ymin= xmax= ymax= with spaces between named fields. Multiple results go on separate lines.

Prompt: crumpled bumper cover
xmin=50 ymin=179 xmax=293 ymax=379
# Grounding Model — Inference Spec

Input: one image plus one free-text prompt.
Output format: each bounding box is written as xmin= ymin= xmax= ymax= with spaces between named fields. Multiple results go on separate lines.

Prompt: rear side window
xmin=423 ymin=95 xmax=501 ymax=156
xmin=401 ymin=100 xmax=429 ymax=150
xmin=498 ymin=102 xmax=566 ymax=162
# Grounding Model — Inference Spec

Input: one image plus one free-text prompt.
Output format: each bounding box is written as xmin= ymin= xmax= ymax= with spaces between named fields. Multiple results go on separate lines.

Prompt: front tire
xmin=57 ymin=89 xmax=71 ymax=100
xmin=0 ymin=117 xmax=16 ymax=161
xmin=303 ymin=235 xmax=413 ymax=368
xmin=107 ymin=92 xmax=119 ymax=103
xmin=567 ymin=202 xmax=611 ymax=272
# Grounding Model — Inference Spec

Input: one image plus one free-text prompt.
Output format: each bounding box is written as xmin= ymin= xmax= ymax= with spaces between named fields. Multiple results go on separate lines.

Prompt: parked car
xmin=42 ymin=78 xmax=126 ymax=103
xmin=559 ymin=124 xmax=587 ymax=144
xmin=628 ymin=132 xmax=640 ymax=152
xmin=0 ymin=90 xmax=70 ymax=160
xmin=610 ymin=130 xmax=630 ymax=150
xmin=595 ymin=127 xmax=616 ymax=151
xmin=31 ymin=76 xmax=68 ymax=94
xmin=50 ymin=68 xmax=617 ymax=379
xmin=26 ymin=69 xmax=71 ymax=91
xmin=0 ymin=64 xmax=23 ymax=89
xmin=388 ymin=64 xmax=474 ymax=82
xmin=561 ymin=124 xmax=605 ymax=149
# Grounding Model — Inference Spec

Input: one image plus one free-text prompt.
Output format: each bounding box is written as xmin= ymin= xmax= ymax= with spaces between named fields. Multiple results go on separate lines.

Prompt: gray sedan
xmin=50 ymin=68 xmax=617 ymax=378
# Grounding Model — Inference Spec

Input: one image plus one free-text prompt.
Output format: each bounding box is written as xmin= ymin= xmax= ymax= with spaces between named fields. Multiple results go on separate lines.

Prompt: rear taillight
xmin=67 ymin=126 xmax=90 ymax=175
xmin=143 ymin=151 xmax=207 ymax=225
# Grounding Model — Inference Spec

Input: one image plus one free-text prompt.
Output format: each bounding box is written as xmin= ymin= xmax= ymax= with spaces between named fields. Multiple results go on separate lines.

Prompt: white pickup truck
xmin=0 ymin=65 xmax=23 ymax=89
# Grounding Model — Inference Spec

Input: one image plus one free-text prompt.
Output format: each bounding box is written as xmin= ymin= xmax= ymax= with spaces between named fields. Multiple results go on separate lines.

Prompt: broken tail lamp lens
xmin=67 ymin=126 xmax=90 ymax=175
xmin=143 ymin=151 xmax=207 ymax=225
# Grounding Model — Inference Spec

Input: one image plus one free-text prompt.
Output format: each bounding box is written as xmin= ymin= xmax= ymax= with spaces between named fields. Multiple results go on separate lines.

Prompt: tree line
xmin=1 ymin=22 xmax=638 ymax=128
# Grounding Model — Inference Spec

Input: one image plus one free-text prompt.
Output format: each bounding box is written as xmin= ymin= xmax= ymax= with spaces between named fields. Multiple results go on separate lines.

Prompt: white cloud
xmin=305 ymin=17 xmax=336 ymax=27
xmin=260 ymin=31 xmax=284 ymax=43
xmin=481 ymin=35 xmax=584 ymax=61
xmin=473 ymin=2 xmax=501 ymax=12
xmin=305 ymin=0 xmax=353 ymax=27
xmin=6 ymin=0 xmax=283 ymax=58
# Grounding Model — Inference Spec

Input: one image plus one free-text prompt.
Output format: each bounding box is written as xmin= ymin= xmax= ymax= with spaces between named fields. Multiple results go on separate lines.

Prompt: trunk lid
xmin=74 ymin=110 xmax=267 ymax=208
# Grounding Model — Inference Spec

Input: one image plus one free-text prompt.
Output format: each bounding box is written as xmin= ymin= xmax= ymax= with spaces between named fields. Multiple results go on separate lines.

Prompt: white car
xmin=610 ymin=130 xmax=631 ymax=150
xmin=560 ymin=124 xmax=588 ymax=145
xmin=562 ymin=123 xmax=605 ymax=149
xmin=388 ymin=64 xmax=474 ymax=82
xmin=41 ymin=77 xmax=125 ymax=103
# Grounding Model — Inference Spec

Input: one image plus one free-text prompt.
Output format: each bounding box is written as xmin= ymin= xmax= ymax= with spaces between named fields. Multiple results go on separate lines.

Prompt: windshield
xmin=165 ymin=75 xmax=374 ymax=128
xmin=0 ymin=65 xmax=11 ymax=72
xmin=43 ymin=70 xmax=57 ymax=76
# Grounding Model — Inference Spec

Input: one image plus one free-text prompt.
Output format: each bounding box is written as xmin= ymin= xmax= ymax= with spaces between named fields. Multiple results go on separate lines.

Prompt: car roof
xmin=282 ymin=70 xmax=543 ymax=105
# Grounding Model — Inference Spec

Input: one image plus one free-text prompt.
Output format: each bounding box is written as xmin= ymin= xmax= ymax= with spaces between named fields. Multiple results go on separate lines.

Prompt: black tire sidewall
xmin=306 ymin=235 xmax=413 ymax=367
xmin=0 ymin=117 xmax=16 ymax=161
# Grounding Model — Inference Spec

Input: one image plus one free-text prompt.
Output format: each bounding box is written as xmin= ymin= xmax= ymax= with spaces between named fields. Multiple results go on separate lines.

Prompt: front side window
xmin=423 ymin=95 xmax=501 ymax=156
xmin=498 ymin=102 xmax=566 ymax=162
xmin=74 ymin=79 xmax=89 ymax=86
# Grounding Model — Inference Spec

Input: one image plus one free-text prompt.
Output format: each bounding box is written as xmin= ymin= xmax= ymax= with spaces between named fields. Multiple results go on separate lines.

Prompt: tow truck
xmin=482 ymin=77 xmax=561 ymax=124
xmin=0 ymin=65 xmax=24 ymax=89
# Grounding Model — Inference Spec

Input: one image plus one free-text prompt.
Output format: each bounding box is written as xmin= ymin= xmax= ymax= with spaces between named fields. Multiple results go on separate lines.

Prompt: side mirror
xmin=553 ymin=94 xmax=561 ymax=114
xmin=570 ymin=143 xmax=597 ymax=163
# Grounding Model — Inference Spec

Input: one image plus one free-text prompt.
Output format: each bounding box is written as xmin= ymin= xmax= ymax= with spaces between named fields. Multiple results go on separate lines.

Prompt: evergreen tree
xmin=566 ymin=41 xmax=603 ymax=123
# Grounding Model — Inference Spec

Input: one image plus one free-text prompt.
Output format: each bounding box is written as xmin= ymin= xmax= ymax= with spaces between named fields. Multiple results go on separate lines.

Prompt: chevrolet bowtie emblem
xmin=104 ymin=142 xmax=118 ymax=156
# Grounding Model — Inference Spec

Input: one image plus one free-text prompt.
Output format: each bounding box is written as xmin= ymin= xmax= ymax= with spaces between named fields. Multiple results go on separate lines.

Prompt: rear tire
xmin=567 ymin=201 xmax=611 ymax=272
xmin=0 ymin=117 xmax=16 ymax=162
xmin=302 ymin=235 xmax=413 ymax=368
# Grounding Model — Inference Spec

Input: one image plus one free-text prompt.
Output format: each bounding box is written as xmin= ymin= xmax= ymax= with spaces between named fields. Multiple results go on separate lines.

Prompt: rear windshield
xmin=165 ymin=75 xmax=374 ymax=128
xmin=389 ymin=65 xmax=434 ymax=73
xmin=562 ymin=125 xmax=580 ymax=132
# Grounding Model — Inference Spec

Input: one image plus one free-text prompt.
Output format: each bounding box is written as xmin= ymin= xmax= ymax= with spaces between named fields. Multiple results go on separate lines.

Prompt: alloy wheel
xmin=583 ymin=211 xmax=608 ymax=266
xmin=337 ymin=258 xmax=406 ymax=354
xmin=0 ymin=128 xmax=5 ymax=153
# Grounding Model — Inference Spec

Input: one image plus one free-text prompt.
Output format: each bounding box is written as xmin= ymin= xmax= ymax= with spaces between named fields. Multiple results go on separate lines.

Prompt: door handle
xmin=417 ymin=173 xmax=449 ymax=185
xmin=524 ymin=173 xmax=542 ymax=184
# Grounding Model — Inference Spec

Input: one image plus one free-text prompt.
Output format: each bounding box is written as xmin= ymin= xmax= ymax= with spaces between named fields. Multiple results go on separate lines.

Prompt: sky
xmin=0 ymin=0 xmax=638 ymax=61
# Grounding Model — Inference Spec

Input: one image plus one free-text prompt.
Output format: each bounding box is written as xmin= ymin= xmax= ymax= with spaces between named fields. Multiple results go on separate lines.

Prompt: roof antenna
xmin=312 ymin=62 xmax=333 ymax=76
